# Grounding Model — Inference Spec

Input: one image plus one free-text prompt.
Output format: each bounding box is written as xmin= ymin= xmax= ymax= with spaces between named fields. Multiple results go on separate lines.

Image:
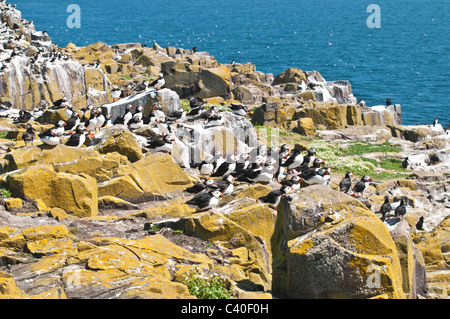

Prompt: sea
xmin=11 ymin=0 xmax=450 ymax=127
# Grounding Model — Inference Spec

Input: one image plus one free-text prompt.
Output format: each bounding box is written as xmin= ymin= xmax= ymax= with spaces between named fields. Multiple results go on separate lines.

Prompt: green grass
xmin=0 ymin=131 xmax=8 ymax=139
xmin=0 ymin=188 xmax=12 ymax=198
xmin=183 ymin=272 xmax=234 ymax=299
xmin=341 ymin=141 xmax=402 ymax=156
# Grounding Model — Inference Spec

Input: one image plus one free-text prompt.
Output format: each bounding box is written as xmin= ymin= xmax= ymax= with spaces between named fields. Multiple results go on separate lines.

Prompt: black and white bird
xmin=258 ymin=186 xmax=293 ymax=209
xmin=147 ymin=134 xmax=176 ymax=153
xmin=199 ymin=155 xmax=215 ymax=178
xmin=189 ymin=97 xmax=203 ymax=109
xmin=280 ymin=175 xmax=303 ymax=190
xmin=248 ymin=160 xmax=277 ymax=184
xmin=433 ymin=117 xmax=438 ymax=127
xmin=379 ymin=195 xmax=392 ymax=220
xmin=233 ymin=152 xmax=251 ymax=175
xmin=111 ymin=85 xmax=122 ymax=101
xmin=84 ymin=109 xmax=98 ymax=137
xmin=15 ymin=110 xmax=32 ymax=123
xmin=64 ymin=103 xmax=74 ymax=120
xmin=352 ymin=175 xmax=372 ymax=197
xmin=298 ymin=148 xmax=317 ymax=171
xmin=52 ymin=120 xmax=67 ymax=137
xmin=211 ymin=153 xmax=237 ymax=178
xmin=281 ymin=149 xmax=303 ymax=174
xmin=127 ymin=113 xmax=144 ymax=131
xmin=149 ymin=72 xmax=165 ymax=90
xmin=65 ymin=124 xmax=87 ymax=148
xmin=204 ymin=112 xmax=223 ymax=126
xmin=213 ymin=175 xmax=235 ymax=195
xmin=339 ymin=171 xmax=353 ymax=193
xmin=303 ymin=168 xmax=330 ymax=185
xmin=229 ymin=104 xmax=249 ymax=117
xmin=94 ymin=110 xmax=105 ymax=132
xmin=22 ymin=123 xmax=35 ymax=146
xmin=52 ymin=97 xmax=68 ymax=108
xmin=184 ymin=179 xmax=219 ymax=194
xmin=131 ymin=81 xmax=149 ymax=94
xmin=156 ymin=117 xmax=172 ymax=136
xmin=39 ymin=128 xmax=60 ymax=146
xmin=185 ymin=190 xmax=224 ymax=211
xmin=113 ymin=104 xmax=134 ymax=125
xmin=65 ymin=111 xmax=80 ymax=132
xmin=394 ymin=199 xmax=407 ymax=220
xmin=416 ymin=216 xmax=424 ymax=230
xmin=402 ymin=157 xmax=411 ymax=169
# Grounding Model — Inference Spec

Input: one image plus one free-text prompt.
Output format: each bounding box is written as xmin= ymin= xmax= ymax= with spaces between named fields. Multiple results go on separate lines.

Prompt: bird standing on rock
xmin=379 ymin=195 xmax=392 ymax=220
xmin=65 ymin=124 xmax=87 ymax=148
xmin=211 ymin=153 xmax=237 ymax=178
xmin=339 ymin=171 xmax=353 ymax=193
xmin=149 ymin=72 xmax=165 ymax=90
xmin=185 ymin=190 xmax=224 ymax=211
xmin=22 ymin=123 xmax=35 ymax=146
xmin=147 ymin=134 xmax=176 ymax=153
xmin=39 ymin=128 xmax=60 ymax=146
xmin=352 ymin=175 xmax=372 ymax=197
xmin=395 ymin=199 xmax=407 ymax=220
xmin=199 ymin=155 xmax=215 ymax=178
xmin=258 ymin=186 xmax=293 ymax=209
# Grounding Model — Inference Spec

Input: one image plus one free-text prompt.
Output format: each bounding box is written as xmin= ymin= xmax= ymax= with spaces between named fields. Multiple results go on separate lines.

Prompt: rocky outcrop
xmin=271 ymin=185 xmax=427 ymax=299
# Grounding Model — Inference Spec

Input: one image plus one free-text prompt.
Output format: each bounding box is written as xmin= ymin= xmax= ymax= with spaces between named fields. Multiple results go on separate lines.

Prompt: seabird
xmin=339 ymin=171 xmax=353 ymax=193
xmin=65 ymin=111 xmax=81 ymax=132
xmin=258 ymin=186 xmax=293 ymax=209
xmin=52 ymin=97 xmax=68 ymax=108
xmin=379 ymin=195 xmax=392 ymax=220
xmin=229 ymin=104 xmax=248 ymax=117
xmin=132 ymin=81 xmax=149 ymax=94
xmin=189 ymin=97 xmax=203 ymax=109
xmin=204 ymin=112 xmax=223 ymax=126
xmin=156 ymin=117 xmax=172 ymax=136
xmin=416 ymin=216 xmax=424 ymax=230
xmin=394 ymin=199 xmax=407 ymax=220
xmin=248 ymin=160 xmax=277 ymax=184
xmin=185 ymin=190 xmax=224 ymax=211
xmin=52 ymin=120 xmax=67 ymax=137
xmin=65 ymin=124 xmax=87 ymax=148
xmin=147 ymin=134 xmax=176 ymax=153
xmin=127 ymin=113 xmax=144 ymax=131
xmin=111 ymin=85 xmax=122 ymax=101
xmin=211 ymin=153 xmax=237 ymax=178
xmin=352 ymin=175 xmax=372 ymax=197
xmin=64 ymin=104 xmax=74 ymax=120
xmin=281 ymin=149 xmax=303 ymax=174
xmin=199 ymin=155 xmax=215 ymax=178
xmin=15 ymin=110 xmax=32 ymax=123
xmin=213 ymin=175 xmax=235 ymax=195
xmin=402 ymin=157 xmax=410 ymax=169
xmin=94 ymin=110 xmax=105 ymax=131
xmin=22 ymin=123 xmax=35 ymax=146
xmin=84 ymin=109 xmax=98 ymax=137
xmin=39 ymin=128 xmax=60 ymax=146
xmin=280 ymin=175 xmax=303 ymax=190
xmin=149 ymin=72 xmax=165 ymax=90
xmin=184 ymin=179 xmax=219 ymax=194
xmin=303 ymin=168 xmax=330 ymax=185
xmin=433 ymin=117 xmax=438 ymax=127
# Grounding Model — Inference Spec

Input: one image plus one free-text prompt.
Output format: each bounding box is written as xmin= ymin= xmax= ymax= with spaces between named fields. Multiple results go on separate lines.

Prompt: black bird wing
xmin=147 ymin=139 xmax=166 ymax=149
xmin=38 ymin=128 xmax=53 ymax=138
xmin=339 ymin=178 xmax=352 ymax=192
xmin=395 ymin=205 xmax=406 ymax=217
xmin=380 ymin=202 xmax=392 ymax=214
xmin=185 ymin=182 xmax=207 ymax=194
xmin=186 ymin=192 xmax=213 ymax=209
xmin=259 ymin=190 xmax=282 ymax=204
xmin=65 ymin=133 xmax=81 ymax=147
xmin=300 ymin=168 xmax=318 ymax=181
xmin=352 ymin=180 xmax=366 ymax=193
xmin=211 ymin=162 xmax=230 ymax=177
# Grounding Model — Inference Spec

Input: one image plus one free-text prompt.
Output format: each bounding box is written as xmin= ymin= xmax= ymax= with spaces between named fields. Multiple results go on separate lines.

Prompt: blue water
xmin=11 ymin=0 xmax=450 ymax=126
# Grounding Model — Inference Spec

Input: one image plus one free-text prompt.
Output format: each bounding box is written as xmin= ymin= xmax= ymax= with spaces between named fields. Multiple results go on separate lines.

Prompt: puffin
xmin=199 ymin=106 xmax=218 ymax=120
xmin=15 ymin=110 xmax=32 ymax=123
xmin=212 ymin=151 xmax=225 ymax=172
xmin=213 ymin=175 xmax=235 ymax=195
xmin=151 ymin=103 xmax=166 ymax=121
xmin=233 ymin=152 xmax=251 ymax=175
xmin=187 ymin=105 xmax=205 ymax=117
xmin=416 ymin=216 xmax=424 ymax=230
xmin=84 ymin=109 xmax=98 ymax=137
xmin=258 ymin=186 xmax=293 ymax=209
xmin=168 ymin=108 xmax=186 ymax=121
xmin=298 ymin=148 xmax=317 ymax=171
xmin=352 ymin=175 xmax=373 ymax=197
xmin=229 ymin=104 xmax=248 ymax=117
xmin=65 ymin=124 xmax=87 ymax=148
xmin=65 ymin=111 xmax=80 ymax=132
xmin=282 ymin=149 xmax=304 ymax=174
xmin=339 ymin=171 xmax=353 ymax=193
xmin=111 ymin=85 xmax=122 ymax=101
xmin=185 ymin=190 xmax=224 ymax=211
xmin=64 ymin=104 xmax=74 ymax=119
xmin=156 ymin=117 xmax=172 ymax=136
xmin=280 ymin=175 xmax=303 ymax=190
xmin=189 ymin=97 xmax=203 ymax=109
xmin=39 ymin=128 xmax=60 ymax=146
xmin=53 ymin=120 xmax=67 ymax=137
xmin=113 ymin=104 xmax=134 ymax=125
xmin=303 ymin=168 xmax=330 ymax=185
xmin=199 ymin=155 xmax=215 ymax=178
xmin=102 ymin=114 xmax=113 ymax=128
xmin=211 ymin=153 xmax=237 ymax=178
xmin=147 ymin=134 xmax=176 ymax=153
xmin=52 ymin=97 xmax=68 ymax=108
xmin=248 ymin=160 xmax=277 ymax=184
xmin=379 ymin=195 xmax=392 ymax=220
xmin=433 ymin=117 xmax=438 ymax=127
xmin=127 ymin=113 xmax=144 ymax=131
xmin=402 ymin=157 xmax=410 ymax=169
xmin=394 ymin=199 xmax=407 ymax=220
xmin=204 ymin=112 xmax=223 ymax=126
xmin=22 ymin=123 xmax=35 ymax=146
xmin=132 ymin=81 xmax=149 ymax=94
xmin=94 ymin=110 xmax=105 ymax=132
xmin=184 ymin=179 xmax=219 ymax=194
xmin=149 ymin=72 xmax=165 ymax=90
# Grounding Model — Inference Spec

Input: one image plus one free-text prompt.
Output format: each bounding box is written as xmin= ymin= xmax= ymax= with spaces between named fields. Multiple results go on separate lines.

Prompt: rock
xmin=6 ymin=165 xmax=98 ymax=218
xmin=4 ymin=198 xmax=22 ymax=211
xmin=296 ymin=117 xmax=315 ymax=136
xmin=94 ymin=126 xmax=143 ymax=163
xmin=272 ymin=68 xmax=307 ymax=86
xmin=271 ymin=185 xmax=407 ymax=299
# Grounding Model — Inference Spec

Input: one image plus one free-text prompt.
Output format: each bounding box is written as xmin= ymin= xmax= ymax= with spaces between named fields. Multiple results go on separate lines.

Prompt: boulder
xmin=271 ymin=185 xmax=407 ymax=299
xmin=6 ymin=165 xmax=98 ymax=218
xmin=94 ymin=126 xmax=143 ymax=163
xmin=272 ymin=68 xmax=307 ymax=86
